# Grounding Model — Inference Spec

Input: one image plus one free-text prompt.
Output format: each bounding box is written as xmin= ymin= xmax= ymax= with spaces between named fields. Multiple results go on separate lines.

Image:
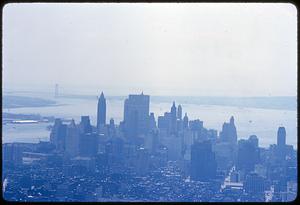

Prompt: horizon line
xmin=2 ymin=90 xmax=297 ymax=98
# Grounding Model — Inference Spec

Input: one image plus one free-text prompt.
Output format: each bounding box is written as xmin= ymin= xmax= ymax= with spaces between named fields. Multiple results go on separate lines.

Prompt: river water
xmin=2 ymin=94 xmax=297 ymax=149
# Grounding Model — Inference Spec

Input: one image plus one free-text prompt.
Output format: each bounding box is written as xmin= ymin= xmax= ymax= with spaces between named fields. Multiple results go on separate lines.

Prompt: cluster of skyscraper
xmin=3 ymin=92 xmax=296 ymax=202
xmin=48 ymin=92 xmax=295 ymax=183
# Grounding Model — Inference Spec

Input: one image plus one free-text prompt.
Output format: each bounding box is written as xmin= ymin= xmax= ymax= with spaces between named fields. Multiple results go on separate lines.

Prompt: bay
xmin=2 ymin=94 xmax=297 ymax=149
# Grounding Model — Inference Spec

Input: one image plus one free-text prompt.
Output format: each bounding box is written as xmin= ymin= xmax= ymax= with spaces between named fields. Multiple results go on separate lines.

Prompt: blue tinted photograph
xmin=2 ymin=3 xmax=297 ymax=202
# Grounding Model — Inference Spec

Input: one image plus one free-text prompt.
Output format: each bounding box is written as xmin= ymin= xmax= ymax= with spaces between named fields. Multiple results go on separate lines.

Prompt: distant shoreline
xmin=3 ymin=95 xmax=57 ymax=109
xmin=55 ymin=94 xmax=298 ymax=111
xmin=3 ymin=94 xmax=296 ymax=111
xmin=3 ymin=104 xmax=60 ymax=109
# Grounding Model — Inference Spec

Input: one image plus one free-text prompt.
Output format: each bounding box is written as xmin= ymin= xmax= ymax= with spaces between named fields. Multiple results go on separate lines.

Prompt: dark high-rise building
xmin=220 ymin=116 xmax=237 ymax=145
xmin=207 ymin=129 xmax=218 ymax=141
xmin=237 ymin=138 xmax=260 ymax=173
xmin=249 ymin=135 xmax=259 ymax=148
xmin=105 ymin=137 xmax=124 ymax=165
xmin=277 ymin=127 xmax=286 ymax=147
xmin=149 ymin=112 xmax=157 ymax=130
xmin=150 ymin=129 xmax=159 ymax=154
xmin=65 ymin=119 xmax=80 ymax=157
xmin=170 ymin=101 xmax=177 ymax=134
xmin=158 ymin=112 xmax=172 ymax=133
xmin=189 ymin=120 xmax=203 ymax=131
xmin=135 ymin=147 xmax=150 ymax=176
xmin=50 ymin=118 xmax=67 ymax=152
xmin=80 ymin=116 xmax=92 ymax=133
xmin=79 ymin=133 xmax=98 ymax=157
xmin=191 ymin=140 xmax=217 ymax=181
xmin=176 ymin=118 xmax=183 ymax=132
xmin=123 ymin=93 xmax=150 ymax=138
xmin=183 ymin=113 xmax=189 ymax=129
xmin=97 ymin=92 xmax=106 ymax=128
xmin=108 ymin=118 xmax=116 ymax=138
xmin=189 ymin=119 xmax=204 ymax=142
xmin=3 ymin=143 xmax=23 ymax=165
xmin=171 ymin=101 xmax=177 ymax=116
xmin=244 ymin=172 xmax=266 ymax=194
xmin=177 ymin=104 xmax=182 ymax=120
xmin=78 ymin=116 xmax=97 ymax=157
xmin=276 ymin=127 xmax=287 ymax=161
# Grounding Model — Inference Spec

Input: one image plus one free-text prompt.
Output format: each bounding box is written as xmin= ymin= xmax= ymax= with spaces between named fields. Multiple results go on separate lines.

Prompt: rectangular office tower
xmin=191 ymin=140 xmax=217 ymax=182
xmin=123 ymin=93 xmax=150 ymax=139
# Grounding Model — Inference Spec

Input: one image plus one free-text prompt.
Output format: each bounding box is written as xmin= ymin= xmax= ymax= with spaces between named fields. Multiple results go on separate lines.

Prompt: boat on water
xmin=11 ymin=120 xmax=39 ymax=124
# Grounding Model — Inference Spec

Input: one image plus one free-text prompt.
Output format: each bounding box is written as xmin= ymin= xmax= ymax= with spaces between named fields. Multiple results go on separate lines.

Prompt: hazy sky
xmin=3 ymin=3 xmax=297 ymax=96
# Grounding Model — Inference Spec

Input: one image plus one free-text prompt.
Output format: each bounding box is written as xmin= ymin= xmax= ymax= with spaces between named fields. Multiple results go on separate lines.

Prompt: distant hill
xmin=3 ymin=95 xmax=56 ymax=109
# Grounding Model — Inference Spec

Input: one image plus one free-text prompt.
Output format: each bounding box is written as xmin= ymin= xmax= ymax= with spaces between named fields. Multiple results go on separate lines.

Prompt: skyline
xmin=3 ymin=91 xmax=297 ymax=202
xmin=3 ymin=92 xmax=297 ymax=148
xmin=2 ymin=2 xmax=297 ymax=200
xmin=3 ymin=3 xmax=297 ymax=96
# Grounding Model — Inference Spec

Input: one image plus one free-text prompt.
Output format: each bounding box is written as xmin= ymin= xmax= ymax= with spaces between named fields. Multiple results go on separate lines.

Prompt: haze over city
xmin=2 ymin=3 xmax=298 ymax=203
xmin=3 ymin=3 xmax=297 ymax=96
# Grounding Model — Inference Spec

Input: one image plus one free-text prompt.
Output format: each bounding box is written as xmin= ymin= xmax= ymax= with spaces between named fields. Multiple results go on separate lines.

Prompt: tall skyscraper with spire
xmin=170 ymin=101 xmax=177 ymax=134
xmin=97 ymin=92 xmax=106 ymax=129
xmin=183 ymin=113 xmax=189 ymax=129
